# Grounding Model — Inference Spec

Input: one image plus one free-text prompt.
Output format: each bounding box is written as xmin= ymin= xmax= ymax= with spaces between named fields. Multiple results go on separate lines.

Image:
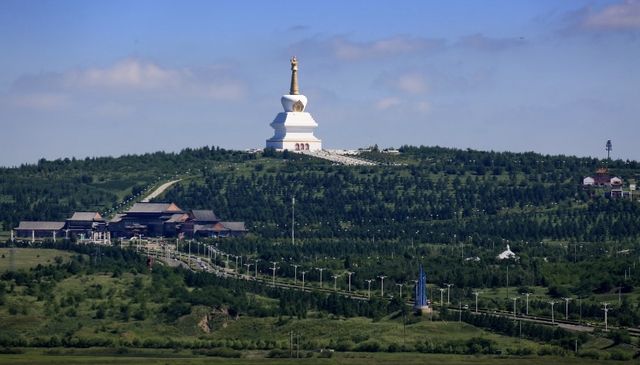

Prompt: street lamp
xmin=445 ymin=283 xmax=454 ymax=304
xmin=512 ymin=297 xmax=519 ymax=319
xmin=549 ymin=301 xmax=557 ymax=324
xmin=292 ymin=264 xmax=299 ymax=285
xmin=315 ymin=267 xmax=325 ymax=288
xmin=346 ymin=271 xmax=354 ymax=292
xmin=332 ymin=274 xmax=340 ymax=291
xmin=365 ymin=279 xmax=373 ymax=298
xmin=301 ymin=271 xmax=306 ymax=290
xmin=562 ymin=297 xmax=572 ymax=320
xmin=472 ymin=291 xmax=482 ymax=313
xmin=522 ymin=292 xmax=532 ymax=315
xmin=396 ymin=283 xmax=404 ymax=299
xmin=439 ymin=288 xmax=446 ymax=307
xmin=271 ymin=261 xmax=278 ymax=286
xmin=378 ymin=275 xmax=387 ymax=297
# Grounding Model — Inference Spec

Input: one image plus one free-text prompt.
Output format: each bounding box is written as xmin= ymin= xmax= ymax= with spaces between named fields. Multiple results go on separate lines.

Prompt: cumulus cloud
xmin=64 ymin=59 xmax=183 ymax=90
xmin=4 ymin=58 xmax=247 ymax=110
xmin=290 ymin=35 xmax=445 ymax=61
xmin=583 ymin=0 xmax=640 ymax=30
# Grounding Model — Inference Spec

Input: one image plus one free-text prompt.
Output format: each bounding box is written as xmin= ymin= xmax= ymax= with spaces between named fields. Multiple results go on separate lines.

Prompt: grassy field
xmin=0 ymin=351 xmax=620 ymax=365
xmin=0 ymin=248 xmax=76 ymax=271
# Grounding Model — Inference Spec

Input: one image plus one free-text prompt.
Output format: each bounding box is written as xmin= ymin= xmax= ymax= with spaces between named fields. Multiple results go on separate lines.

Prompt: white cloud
xmin=5 ymin=58 xmax=248 ymax=110
xmin=581 ymin=0 xmax=640 ymax=30
xmin=65 ymin=59 xmax=183 ymax=90
xmin=395 ymin=73 xmax=428 ymax=94
xmin=375 ymin=96 xmax=401 ymax=110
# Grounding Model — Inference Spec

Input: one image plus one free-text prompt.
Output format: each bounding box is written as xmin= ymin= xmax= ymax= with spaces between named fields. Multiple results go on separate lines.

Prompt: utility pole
xmin=244 ymin=263 xmax=252 ymax=278
xmin=378 ymin=275 xmax=387 ymax=298
xmin=523 ymin=292 xmax=532 ymax=315
xmin=445 ymin=283 xmax=454 ymax=304
xmin=347 ymin=271 xmax=354 ymax=292
xmin=549 ymin=301 xmax=557 ymax=324
xmin=365 ymin=279 xmax=373 ymax=298
xmin=512 ymin=297 xmax=519 ymax=319
xmin=473 ymin=291 xmax=481 ymax=313
xmin=439 ymin=288 xmax=446 ymax=307
xmin=301 ymin=271 xmax=306 ymax=290
xmin=315 ymin=267 xmax=325 ymax=288
xmin=271 ymin=261 xmax=278 ymax=287
xmin=332 ymin=274 xmax=340 ymax=291
xmin=562 ymin=297 xmax=572 ymax=320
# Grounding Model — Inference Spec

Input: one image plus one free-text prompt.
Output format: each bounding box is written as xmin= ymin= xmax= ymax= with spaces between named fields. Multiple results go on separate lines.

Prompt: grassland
xmin=0 ymin=248 xmax=76 ymax=271
xmin=0 ymin=351 xmax=617 ymax=365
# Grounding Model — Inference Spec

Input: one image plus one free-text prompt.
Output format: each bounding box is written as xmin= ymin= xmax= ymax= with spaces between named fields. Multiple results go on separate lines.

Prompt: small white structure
xmin=582 ymin=176 xmax=595 ymax=186
xmin=497 ymin=244 xmax=517 ymax=260
xmin=266 ymin=57 xmax=322 ymax=151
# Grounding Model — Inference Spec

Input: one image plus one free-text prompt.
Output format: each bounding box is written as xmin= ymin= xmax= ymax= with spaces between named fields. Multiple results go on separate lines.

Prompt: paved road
xmin=141 ymin=180 xmax=181 ymax=202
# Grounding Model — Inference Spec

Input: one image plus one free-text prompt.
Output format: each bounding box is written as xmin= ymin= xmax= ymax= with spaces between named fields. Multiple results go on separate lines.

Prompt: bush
xmin=354 ymin=340 xmax=381 ymax=352
xmin=267 ymin=348 xmax=290 ymax=358
xmin=578 ymin=350 xmax=600 ymax=360
xmin=195 ymin=347 xmax=242 ymax=358
xmin=609 ymin=351 xmax=631 ymax=361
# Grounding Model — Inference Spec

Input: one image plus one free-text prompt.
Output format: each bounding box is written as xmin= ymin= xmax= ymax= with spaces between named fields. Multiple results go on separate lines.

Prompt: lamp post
xmin=271 ymin=261 xmax=278 ymax=287
xmin=512 ymin=297 xmax=519 ymax=319
xmin=244 ymin=263 xmax=252 ymax=278
xmin=347 ymin=271 xmax=354 ymax=292
xmin=473 ymin=291 xmax=481 ymax=313
xmin=365 ymin=279 xmax=373 ymax=298
xmin=292 ymin=264 xmax=299 ymax=285
xmin=445 ymin=283 xmax=454 ymax=304
xmin=332 ymin=274 xmax=340 ymax=291
xmin=254 ymin=259 xmax=260 ymax=278
xmin=439 ymin=288 xmax=446 ymax=307
xmin=602 ymin=302 xmax=610 ymax=331
xmin=301 ymin=271 xmax=306 ymax=290
xmin=396 ymin=283 xmax=404 ymax=299
xmin=378 ymin=275 xmax=387 ymax=298
xmin=523 ymin=292 xmax=532 ymax=315
xmin=549 ymin=301 xmax=557 ymax=324
xmin=315 ymin=267 xmax=325 ymax=288
xmin=562 ymin=297 xmax=572 ymax=320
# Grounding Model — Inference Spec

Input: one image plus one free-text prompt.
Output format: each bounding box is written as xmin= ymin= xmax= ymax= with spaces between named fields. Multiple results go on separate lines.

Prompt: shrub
xmin=355 ymin=340 xmax=381 ymax=352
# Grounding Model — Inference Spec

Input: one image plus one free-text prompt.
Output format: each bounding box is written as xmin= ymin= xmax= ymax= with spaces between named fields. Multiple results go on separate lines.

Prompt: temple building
xmin=13 ymin=204 xmax=246 ymax=242
xmin=266 ymin=57 xmax=322 ymax=151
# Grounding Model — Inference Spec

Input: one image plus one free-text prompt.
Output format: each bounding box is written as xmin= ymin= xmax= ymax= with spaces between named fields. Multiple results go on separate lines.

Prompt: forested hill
xmin=2 ymin=145 xmax=639 ymax=248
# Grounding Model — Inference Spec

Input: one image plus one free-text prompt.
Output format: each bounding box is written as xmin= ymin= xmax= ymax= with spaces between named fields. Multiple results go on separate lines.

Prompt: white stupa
xmin=266 ymin=57 xmax=322 ymax=151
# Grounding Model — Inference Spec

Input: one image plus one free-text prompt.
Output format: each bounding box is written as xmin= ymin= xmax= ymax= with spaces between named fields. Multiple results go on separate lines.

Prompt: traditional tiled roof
xmin=68 ymin=212 xmax=104 ymax=221
xmin=110 ymin=214 xmax=124 ymax=223
xmin=190 ymin=209 xmax=219 ymax=222
xmin=166 ymin=213 xmax=189 ymax=223
xmin=127 ymin=202 xmax=183 ymax=214
xmin=221 ymin=222 xmax=247 ymax=232
xmin=16 ymin=221 xmax=65 ymax=231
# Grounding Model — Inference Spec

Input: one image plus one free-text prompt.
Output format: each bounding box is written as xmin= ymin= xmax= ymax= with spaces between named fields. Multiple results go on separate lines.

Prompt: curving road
xmin=141 ymin=180 xmax=181 ymax=202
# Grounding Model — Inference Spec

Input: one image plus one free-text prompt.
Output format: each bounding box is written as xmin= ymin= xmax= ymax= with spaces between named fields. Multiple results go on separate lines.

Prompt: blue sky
xmin=0 ymin=0 xmax=639 ymax=166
